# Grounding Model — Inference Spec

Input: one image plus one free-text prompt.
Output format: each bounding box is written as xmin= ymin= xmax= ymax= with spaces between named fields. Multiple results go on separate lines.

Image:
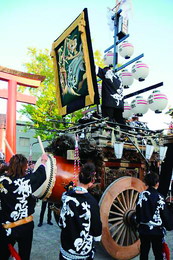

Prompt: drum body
xmin=33 ymin=154 xmax=79 ymax=203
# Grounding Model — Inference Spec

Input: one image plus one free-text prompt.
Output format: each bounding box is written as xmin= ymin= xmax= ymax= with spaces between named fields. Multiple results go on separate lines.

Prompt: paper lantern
xmin=119 ymin=41 xmax=134 ymax=59
xmin=114 ymin=142 xmax=124 ymax=159
xmin=123 ymin=102 xmax=132 ymax=119
xmin=131 ymin=61 xmax=149 ymax=81
xmin=103 ymin=51 xmax=114 ymax=66
xmin=119 ymin=69 xmax=134 ymax=89
xmin=147 ymin=90 xmax=168 ymax=113
xmin=131 ymin=96 xmax=148 ymax=116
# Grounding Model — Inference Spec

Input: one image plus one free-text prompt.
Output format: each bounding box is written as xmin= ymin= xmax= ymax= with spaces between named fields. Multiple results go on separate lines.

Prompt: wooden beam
xmin=0 ymin=66 xmax=45 ymax=82
xmin=0 ymin=71 xmax=44 ymax=88
xmin=0 ymin=89 xmax=36 ymax=104
xmin=124 ymin=82 xmax=163 ymax=100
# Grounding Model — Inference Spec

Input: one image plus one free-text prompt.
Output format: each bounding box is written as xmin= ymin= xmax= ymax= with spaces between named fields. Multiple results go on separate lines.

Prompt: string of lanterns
xmin=123 ymin=89 xmax=168 ymax=119
xmin=103 ymin=41 xmax=168 ymax=119
xmin=104 ymin=41 xmax=149 ymax=85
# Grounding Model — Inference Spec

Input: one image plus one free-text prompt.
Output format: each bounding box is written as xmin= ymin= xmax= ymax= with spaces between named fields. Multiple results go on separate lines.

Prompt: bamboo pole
xmin=37 ymin=136 xmax=45 ymax=154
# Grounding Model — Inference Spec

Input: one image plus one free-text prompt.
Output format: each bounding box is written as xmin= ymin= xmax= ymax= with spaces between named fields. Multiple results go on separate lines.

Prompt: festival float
xmin=31 ymin=6 xmax=173 ymax=260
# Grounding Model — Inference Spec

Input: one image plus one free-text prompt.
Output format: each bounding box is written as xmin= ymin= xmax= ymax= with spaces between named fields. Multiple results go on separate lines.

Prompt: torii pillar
xmin=0 ymin=66 xmax=45 ymax=162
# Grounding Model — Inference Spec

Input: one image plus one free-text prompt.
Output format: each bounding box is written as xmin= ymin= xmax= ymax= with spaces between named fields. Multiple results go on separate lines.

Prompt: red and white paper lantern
xmin=131 ymin=96 xmax=148 ymax=116
xmin=119 ymin=41 xmax=134 ymax=59
xmin=147 ymin=90 xmax=168 ymax=113
xmin=119 ymin=69 xmax=134 ymax=89
xmin=123 ymin=102 xmax=132 ymax=119
xmin=131 ymin=61 xmax=149 ymax=81
xmin=103 ymin=51 xmax=114 ymax=66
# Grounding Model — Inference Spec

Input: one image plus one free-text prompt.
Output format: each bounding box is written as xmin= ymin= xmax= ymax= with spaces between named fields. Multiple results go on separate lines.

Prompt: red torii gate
xmin=0 ymin=66 xmax=45 ymax=162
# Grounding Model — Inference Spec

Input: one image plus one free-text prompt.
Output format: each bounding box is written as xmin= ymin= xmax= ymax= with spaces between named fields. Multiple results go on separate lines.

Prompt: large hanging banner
xmin=51 ymin=8 xmax=99 ymax=116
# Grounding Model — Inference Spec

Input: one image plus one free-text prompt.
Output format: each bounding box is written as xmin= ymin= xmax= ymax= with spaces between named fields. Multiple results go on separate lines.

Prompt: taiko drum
xmin=33 ymin=154 xmax=79 ymax=203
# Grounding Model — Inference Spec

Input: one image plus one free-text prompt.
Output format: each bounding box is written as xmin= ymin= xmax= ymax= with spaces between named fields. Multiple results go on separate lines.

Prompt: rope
xmin=73 ymin=134 xmax=80 ymax=185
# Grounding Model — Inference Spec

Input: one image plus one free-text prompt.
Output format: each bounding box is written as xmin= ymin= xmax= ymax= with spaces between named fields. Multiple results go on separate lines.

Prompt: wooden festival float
xmin=33 ymin=7 xmax=173 ymax=260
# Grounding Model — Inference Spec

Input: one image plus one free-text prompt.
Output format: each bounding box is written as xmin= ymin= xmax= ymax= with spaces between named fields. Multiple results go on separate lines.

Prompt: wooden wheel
xmin=99 ymin=176 xmax=146 ymax=260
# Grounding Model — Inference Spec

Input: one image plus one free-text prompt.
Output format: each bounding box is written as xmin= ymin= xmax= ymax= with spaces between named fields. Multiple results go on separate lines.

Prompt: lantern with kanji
xmin=147 ymin=90 xmax=168 ymax=113
xmin=119 ymin=69 xmax=134 ymax=89
xmin=119 ymin=41 xmax=134 ymax=59
xmin=131 ymin=61 xmax=149 ymax=81
xmin=123 ymin=102 xmax=132 ymax=119
xmin=103 ymin=51 xmax=114 ymax=66
xmin=131 ymin=96 xmax=148 ymax=116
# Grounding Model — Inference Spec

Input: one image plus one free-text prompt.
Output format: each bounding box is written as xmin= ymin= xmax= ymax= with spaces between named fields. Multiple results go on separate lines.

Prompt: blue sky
xmin=0 ymin=0 xmax=173 ymax=130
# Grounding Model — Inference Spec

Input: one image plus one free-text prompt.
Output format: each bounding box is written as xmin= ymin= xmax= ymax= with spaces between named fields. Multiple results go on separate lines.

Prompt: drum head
xmin=33 ymin=154 xmax=56 ymax=200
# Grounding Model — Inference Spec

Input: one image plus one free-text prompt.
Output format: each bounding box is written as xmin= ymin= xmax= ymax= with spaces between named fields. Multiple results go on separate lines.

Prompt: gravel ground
xmin=29 ymin=200 xmax=173 ymax=260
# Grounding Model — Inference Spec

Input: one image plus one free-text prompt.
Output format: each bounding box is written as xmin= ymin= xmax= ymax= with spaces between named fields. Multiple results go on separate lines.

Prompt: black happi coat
xmin=136 ymin=187 xmax=172 ymax=236
xmin=59 ymin=189 xmax=102 ymax=259
xmin=0 ymin=165 xmax=46 ymax=231
xmin=97 ymin=67 xmax=124 ymax=110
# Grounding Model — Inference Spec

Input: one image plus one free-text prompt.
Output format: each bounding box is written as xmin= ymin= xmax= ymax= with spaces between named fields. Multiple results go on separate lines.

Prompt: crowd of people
xmin=0 ymin=151 xmax=173 ymax=260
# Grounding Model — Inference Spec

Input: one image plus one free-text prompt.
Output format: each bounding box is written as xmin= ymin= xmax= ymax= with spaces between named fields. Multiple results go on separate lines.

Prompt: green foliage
xmin=94 ymin=50 xmax=105 ymax=68
xmin=19 ymin=47 xmax=104 ymax=140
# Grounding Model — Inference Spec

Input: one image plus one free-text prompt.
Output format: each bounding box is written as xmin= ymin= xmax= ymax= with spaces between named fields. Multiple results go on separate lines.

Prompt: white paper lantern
xmin=131 ymin=96 xmax=148 ymax=116
xmin=147 ymin=90 xmax=168 ymax=113
xmin=123 ymin=102 xmax=132 ymax=119
xmin=119 ymin=41 xmax=134 ymax=59
xmin=119 ymin=69 xmax=134 ymax=89
xmin=131 ymin=61 xmax=149 ymax=81
xmin=103 ymin=51 xmax=114 ymax=66
xmin=114 ymin=142 xmax=124 ymax=159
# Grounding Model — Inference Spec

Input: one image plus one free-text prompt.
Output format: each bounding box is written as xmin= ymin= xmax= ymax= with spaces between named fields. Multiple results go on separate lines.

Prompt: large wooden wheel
xmin=99 ymin=176 xmax=146 ymax=260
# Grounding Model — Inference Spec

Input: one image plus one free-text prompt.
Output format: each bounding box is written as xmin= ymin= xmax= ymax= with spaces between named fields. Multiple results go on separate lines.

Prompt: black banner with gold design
xmin=51 ymin=8 xmax=99 ymax=116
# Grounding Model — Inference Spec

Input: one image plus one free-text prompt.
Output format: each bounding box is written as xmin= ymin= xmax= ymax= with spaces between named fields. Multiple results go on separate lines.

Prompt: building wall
xmin=0 ymin=114 xmax=50 ymax=162
xmin=16 ymin=121 xmax=49 ymax=162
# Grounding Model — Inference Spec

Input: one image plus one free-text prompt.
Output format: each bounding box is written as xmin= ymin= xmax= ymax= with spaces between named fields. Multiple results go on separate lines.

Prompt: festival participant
xmin=97 ymin=66 xmax=125 ymax=125
xmin=136 ymin=172 xmax=173 ymax=260
xmin=59 ymin=162 xmax=102 ymax=260
xmin=38 ymin=200 xmax=53 ymax=227
xmin=0 ymin=153 xmax=48 ymax=260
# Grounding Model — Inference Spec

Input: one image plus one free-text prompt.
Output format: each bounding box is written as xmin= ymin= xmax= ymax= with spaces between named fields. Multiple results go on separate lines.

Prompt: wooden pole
xmin=4 ymin=138 xmax=14 ymax=158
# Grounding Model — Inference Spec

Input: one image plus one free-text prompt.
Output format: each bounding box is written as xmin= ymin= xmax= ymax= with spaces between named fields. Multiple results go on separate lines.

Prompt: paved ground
xmin=29 ymin=200 xmax=173 ymax=260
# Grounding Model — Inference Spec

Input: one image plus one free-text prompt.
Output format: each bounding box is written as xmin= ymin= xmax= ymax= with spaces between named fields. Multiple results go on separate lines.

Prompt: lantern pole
xmin=115 ymin=53 xmax=144 ymax=72
xmin=112 ymin=9 xmax=122 ymax=70
xmin=104 ymin=4 xmax=144 ymax=72
xmin=104 ymin=33 xmax=129 ymax=53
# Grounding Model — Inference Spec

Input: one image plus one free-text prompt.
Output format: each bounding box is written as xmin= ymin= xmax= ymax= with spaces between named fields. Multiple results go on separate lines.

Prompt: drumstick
xmin=4 ymin=138 xmax=15 ymax=156
xmin=37 ymin=136 xmax=45 ymax=154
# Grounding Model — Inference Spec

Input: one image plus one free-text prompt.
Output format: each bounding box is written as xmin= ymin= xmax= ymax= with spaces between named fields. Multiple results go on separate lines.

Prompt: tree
xmin=20 ymin=47 xmax=104 ymax=140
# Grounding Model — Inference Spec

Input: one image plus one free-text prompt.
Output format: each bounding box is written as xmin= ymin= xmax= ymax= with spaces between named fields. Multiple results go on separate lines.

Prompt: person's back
xmin=59 ymin=162 xmax=102 ymax=260
xmin=136 ymin=186 xmax=165 ymax=236
xmin=136 ymin=172 xmax=167 ymax=260
xmin=0 ymin=153 xmax=48 ymax=260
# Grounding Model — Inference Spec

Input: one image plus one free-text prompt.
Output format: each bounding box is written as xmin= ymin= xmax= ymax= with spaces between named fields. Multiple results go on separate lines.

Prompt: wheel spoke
xmin=110 ymin=210 xmax=123 ymax=217
xmin=126 ymin=189 xmax=130 ymax=208
xmin=129 ymin=189 xmax=134 ymax=208
xmin=131 ymin=191 xmax=139 ymax=209
xmin=109 ymin=219 xmax=123 ymax=231
xmin=108 ymin=216 xmax=123 ymax=222
xmin=121 ymin=191 xmax=128 ymax=209
xmin=115 ymin=224 xmax=126 ymax=245
xmin=112 ymin=202 xmax=125 ymax=214
xmin=116 ymin=195 xmax=126 ymax=211
xmin=111 ymin=222 xmax=124 ymax=238
xmin=120 ymin=225 xmax=127 ymax=246
xmin=129 ymin=228 xmax=136 ymax=244
xmin=126 ymin=226 xmax=131 ymax=245
xmin=131 ymin=226 xmax=138 ymax=240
